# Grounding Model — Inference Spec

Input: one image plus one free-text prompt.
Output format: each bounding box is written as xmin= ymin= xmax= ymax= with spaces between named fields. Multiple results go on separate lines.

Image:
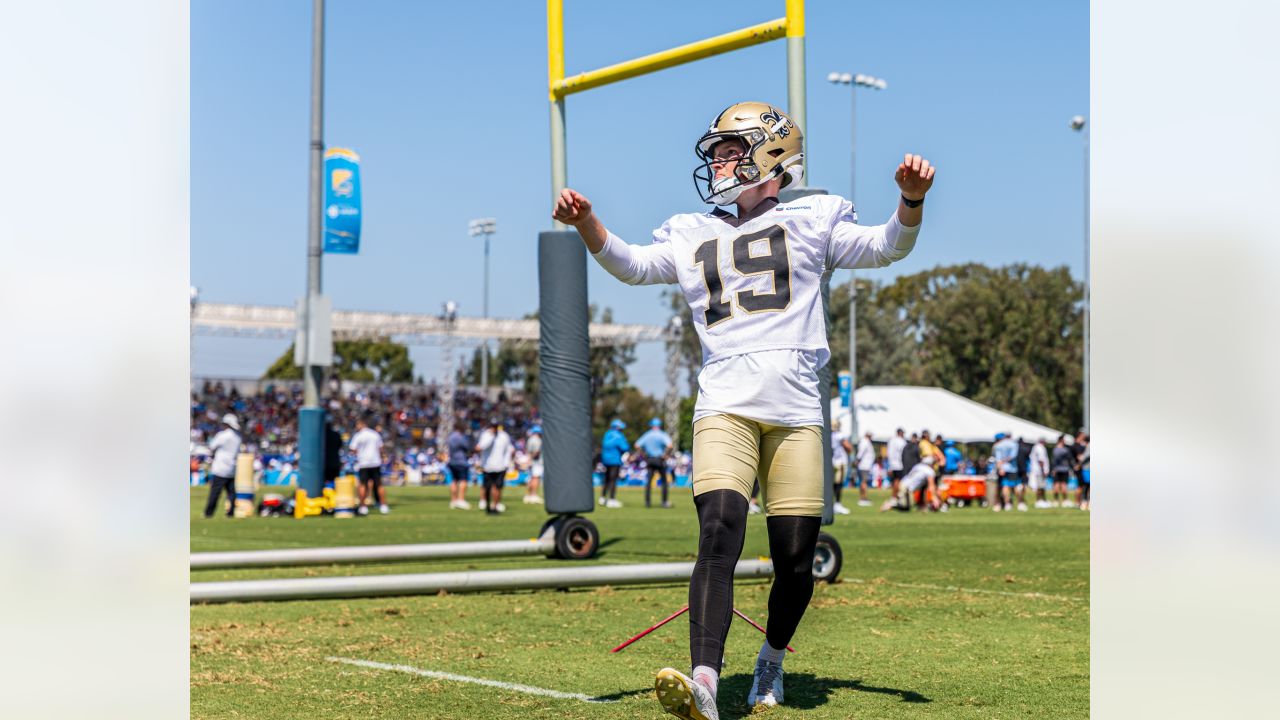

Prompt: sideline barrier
xmin=191 ymin=559 xmax=774 ymax=604
xmin=191 ymin=535 xmax=557 ymax=570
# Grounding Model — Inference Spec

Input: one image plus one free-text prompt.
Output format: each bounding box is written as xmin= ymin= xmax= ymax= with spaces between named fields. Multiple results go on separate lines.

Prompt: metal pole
xmin=849 ymin=276 xmax=857 ymax=440
xmin=786 ymin=0 xmax=807 ymax=182
xmin=482 ymin=232 xmax=490 ymax=395
xmin=847 ymin=83 xmax=858 ymax=442
xmin=1082 ymin=129 xmax=1090 ymax=432
xmin=550 ymin=99 xmax=567 ymax=228
xmin=191 ymin=537 xmax=557 ymax=570
xmin=849 ymin=82 xmax=857 ymax=203
xmin=192 ymin=559 xmax=775 ymax=604
xmin=303 ymin=0 xmax=325 ymax=408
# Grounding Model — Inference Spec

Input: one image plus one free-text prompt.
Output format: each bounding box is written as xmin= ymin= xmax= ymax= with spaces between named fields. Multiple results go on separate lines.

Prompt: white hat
xmin=222 ymin=413 xmax=241 ymax=431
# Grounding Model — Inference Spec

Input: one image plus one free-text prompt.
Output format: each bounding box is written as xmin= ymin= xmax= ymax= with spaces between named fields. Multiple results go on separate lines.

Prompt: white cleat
xmin=748 ymin=501 xmax=762 ymax=515
xmin=992 ymin=503 xmax=1002 ymax=512
xmin=606 ymin=499 xmax=623 ymax=509
xmin=833 ymin=502 xmax=851 ymax=515
xmin=1017 ymin=502 xmax=1029 ymax=512
xmin=655 ymin=668 xmax=719 ymax=720
xmin=478 ymin=498 xmax=488 ymax=511
xmin=523 ymin=494 xmax=543 ymax=504
xmin=748 ymin=658 xmax=784 ymax=708
xmin=599 ymin=496 xmax=608 ymax=506
xmin=356 ymin=505 xmax=369 ymax=516
xmin=379 ymin=504 xmax=390 ymax=514
xmin=857 ymin=499 xmax=872 ymax=507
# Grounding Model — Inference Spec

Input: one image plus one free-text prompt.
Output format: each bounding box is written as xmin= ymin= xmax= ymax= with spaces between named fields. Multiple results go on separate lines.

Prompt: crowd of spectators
xmin=190 ymin=379 xmax=538 ymax=484
xmin=191 ymin=380 xmax=1091 ymax=515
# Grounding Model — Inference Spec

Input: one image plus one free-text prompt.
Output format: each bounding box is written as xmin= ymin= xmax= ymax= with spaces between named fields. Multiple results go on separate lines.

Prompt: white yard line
xmin=327 ymin=656 xmax=619 ymax=703
xmin=843 ymin=577 xmax=1084 ymax=602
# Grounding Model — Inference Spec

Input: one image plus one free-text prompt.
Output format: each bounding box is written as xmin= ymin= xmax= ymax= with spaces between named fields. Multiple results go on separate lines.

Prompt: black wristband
xmin=901 ymin=194 xmax=924 ymax=208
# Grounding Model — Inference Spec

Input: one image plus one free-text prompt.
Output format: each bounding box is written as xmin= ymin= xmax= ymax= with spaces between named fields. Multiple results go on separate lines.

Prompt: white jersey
xmin=856 ymin=437 xmax=876 ymax=470
xmin=593 ymin=195 xmax=918 ymax=427
xmin=886 ymin=435 xmax=907 ymax=471
xmin=1029 ymin=442 xmax=1049 ymax=481
xmin=901 ymin=462 xmax=937 ymax=492
xmin=831 ymin=430 xmax=850 ymax=465
xmin=208 ymin=428 xmax=241 ymax=478
xmin=349 ymin=427 xmax=384 ymax=470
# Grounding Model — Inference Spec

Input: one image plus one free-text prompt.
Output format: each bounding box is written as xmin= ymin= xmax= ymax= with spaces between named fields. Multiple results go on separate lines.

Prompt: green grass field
xmin=191 ymin=484 xmax=1088 ymax=719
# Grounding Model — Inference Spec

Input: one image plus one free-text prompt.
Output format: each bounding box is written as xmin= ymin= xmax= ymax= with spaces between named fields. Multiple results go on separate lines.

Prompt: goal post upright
xmin=546 ymin=0 xmax=808 ymax=207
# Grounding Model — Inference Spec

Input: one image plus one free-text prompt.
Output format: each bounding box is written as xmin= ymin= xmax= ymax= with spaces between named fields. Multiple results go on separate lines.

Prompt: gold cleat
xmin=655 ymin=667 xmax=719 ymax=720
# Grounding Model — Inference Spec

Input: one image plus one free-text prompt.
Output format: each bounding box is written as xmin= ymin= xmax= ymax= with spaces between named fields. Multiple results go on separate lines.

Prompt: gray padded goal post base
xmin=538 ymin=231 xmax=596 ymax=515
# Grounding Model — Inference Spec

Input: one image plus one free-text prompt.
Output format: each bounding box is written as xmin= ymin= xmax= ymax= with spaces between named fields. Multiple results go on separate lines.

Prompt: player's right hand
xmin=552 ymin=188 xmax=593 ymax=226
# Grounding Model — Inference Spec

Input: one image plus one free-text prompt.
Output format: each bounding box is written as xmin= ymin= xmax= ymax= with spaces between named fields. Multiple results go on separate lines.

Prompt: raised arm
xmin=828 ymin=153 xmax=936 ymax=270
xmin=553 ymin=188 xmax=677 ymax=285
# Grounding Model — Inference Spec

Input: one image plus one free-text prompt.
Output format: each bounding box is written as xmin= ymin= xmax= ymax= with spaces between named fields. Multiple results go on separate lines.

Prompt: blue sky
xmin=192 ymin=0 xmax=1088 ymax=395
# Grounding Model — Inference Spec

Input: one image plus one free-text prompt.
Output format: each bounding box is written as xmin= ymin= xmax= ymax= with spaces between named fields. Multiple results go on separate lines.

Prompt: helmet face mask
xmin=693 ymin=102 xmax=804 ymax=205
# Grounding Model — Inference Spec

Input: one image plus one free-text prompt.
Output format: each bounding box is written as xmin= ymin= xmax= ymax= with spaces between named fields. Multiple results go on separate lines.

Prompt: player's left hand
xmin=895 ymin=153 xmax=936 ymax=200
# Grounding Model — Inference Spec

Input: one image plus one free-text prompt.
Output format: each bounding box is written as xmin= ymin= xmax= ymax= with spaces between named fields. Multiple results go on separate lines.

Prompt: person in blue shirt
xmin=636 ymin=417 xmax=675 ymax=508
xmin=600 ymin=419 xmax=631 ymax=508
xmin=991 ymin=432 xmax=1020 ymax=512
xmin=446 ymin=427 xmax=473 ymax=510
xmin=943 ymin=440 xmax=963 ymax=474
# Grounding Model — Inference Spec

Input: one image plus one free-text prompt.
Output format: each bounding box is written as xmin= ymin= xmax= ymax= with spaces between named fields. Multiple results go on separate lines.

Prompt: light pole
xmin=302 ymin=0 xmax=326 ymax=410
xmin=1071 ymin=115 xmax=1089 ymax=432
xmin=468 ymin=217 xmax=497 ymax=397
xmin=438 ymin=300 xmax=460 ymax=443
xmin=827 ymin=71 xmax=887 ymax=438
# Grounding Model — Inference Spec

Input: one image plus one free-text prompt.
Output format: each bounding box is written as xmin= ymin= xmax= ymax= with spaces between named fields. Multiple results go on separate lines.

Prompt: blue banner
xmin=837 ymin=371 xmax=852 ymax=408
xmin=323 ymin=148 xmax=361 ymax=254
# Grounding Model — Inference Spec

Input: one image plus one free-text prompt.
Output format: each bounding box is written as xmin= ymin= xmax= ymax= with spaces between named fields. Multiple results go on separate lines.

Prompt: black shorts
xmin=358 ymin=467 xmax=382 ymax=487
xmin=646 ymin=459 xmax=668 ymax=479
xmin=1053 ymin=470 xmax=1070 ymax=484
xmin=483 ymin=471 xmax=505 ymax=489
xmin=448 ymin=464 xmax=470 ymax=483
xmin=890 ymin=469 xmax=904 ymax=481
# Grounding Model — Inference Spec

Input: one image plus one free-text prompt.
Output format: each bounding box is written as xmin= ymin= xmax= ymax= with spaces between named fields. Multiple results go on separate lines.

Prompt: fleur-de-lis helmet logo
xmin=759 ymin=108 xmax=791 ymax=138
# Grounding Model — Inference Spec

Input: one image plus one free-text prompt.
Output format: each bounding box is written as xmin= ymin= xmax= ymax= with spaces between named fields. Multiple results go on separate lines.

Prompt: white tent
xmin=831 ymin=385 xmax=1070 ymax=444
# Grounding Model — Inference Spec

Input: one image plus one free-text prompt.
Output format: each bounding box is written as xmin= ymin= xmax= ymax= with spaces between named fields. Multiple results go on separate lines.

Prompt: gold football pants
xmin=691 ymin=413 xmax=824 ymax=517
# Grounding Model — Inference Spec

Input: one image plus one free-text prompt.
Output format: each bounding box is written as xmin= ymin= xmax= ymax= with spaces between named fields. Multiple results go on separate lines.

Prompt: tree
xmin=593 ymin=386 xmax=661 ymax=446
xmin=827 ymin=264 xmax=1084 ymax=431
xmin=263 ymin=337 xmax=414 ymax=383
xmin=827 ymin=277 xmax=920 ymax=388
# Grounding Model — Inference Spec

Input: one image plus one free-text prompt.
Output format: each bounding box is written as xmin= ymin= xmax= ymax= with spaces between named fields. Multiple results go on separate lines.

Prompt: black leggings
xmin=688 ymin=489 xmax=820 ymax=671
xmin=603 ymin=464 xmax=621 ymax=499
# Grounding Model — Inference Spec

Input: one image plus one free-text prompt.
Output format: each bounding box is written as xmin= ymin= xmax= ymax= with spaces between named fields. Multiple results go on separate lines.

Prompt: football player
xmin=553 ymin=101 xmax=934 ymax=720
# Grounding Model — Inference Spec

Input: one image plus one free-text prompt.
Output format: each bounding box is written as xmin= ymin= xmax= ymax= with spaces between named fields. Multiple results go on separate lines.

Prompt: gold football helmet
xmin=693 ymin=101 xmax=804 ymax=205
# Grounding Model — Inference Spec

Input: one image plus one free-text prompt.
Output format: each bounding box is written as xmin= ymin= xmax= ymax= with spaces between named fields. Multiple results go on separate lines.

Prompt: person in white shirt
xmin=554 ymin=100 xmax=933 ymax=718
xmin=886 ymin=428 xmax=908 ymax=499
xmin=1029 ymin=437 xmax=1051 ymax=508
xmin=524 ymin=425 xmax=545 ymax=505
xmin=202 ymin=414 xmax=242 ymax=519
xmin=476 ymin=418 xmax=514 ymax=515
xmin=349 ymin=414 xmax=388 ymax=515
xmin=854 ymin=431 xmax=875 ymax=507
xmin=830 ymin=419 xmax=853 ymax=515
